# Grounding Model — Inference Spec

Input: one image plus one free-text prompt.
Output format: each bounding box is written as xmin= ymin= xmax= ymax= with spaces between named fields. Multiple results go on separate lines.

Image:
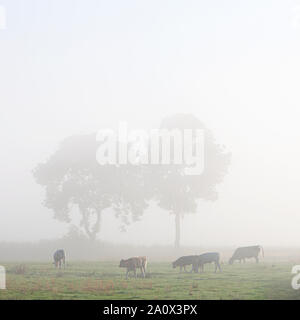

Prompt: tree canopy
xmin=33 ymin=133 xmax=148 ymax=240
xmin=152 ymin=114 xmax=231 ymax=247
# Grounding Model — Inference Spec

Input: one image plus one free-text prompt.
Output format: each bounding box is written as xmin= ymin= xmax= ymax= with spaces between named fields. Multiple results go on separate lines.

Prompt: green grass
xmin=0 ymin=261 xmax=299 ymax=300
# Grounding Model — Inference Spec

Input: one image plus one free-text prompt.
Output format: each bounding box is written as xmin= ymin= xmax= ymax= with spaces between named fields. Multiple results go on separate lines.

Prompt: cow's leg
xmin=142 ymin=266 xmax=145 ymax=277
xmin=214 ymin=262 xmax=218 ymax=273
xmin=192 ymin=264 xmax=198 ymax=273
xmin=134 ymin=268 xmax=137 ymax=278
xmin=217 ymin=261 xmax=222 ymax=272
xmin=140 ymin=267 xmax=145 ymax=278
xmin=126 ymin=269 xmax=129 ymax=280
xmin=255 ymin=256 xmax=259 ymax=263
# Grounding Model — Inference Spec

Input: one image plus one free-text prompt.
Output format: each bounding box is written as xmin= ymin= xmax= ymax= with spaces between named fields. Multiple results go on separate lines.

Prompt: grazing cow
xmin=172 ymin=255 xmax=198 ymax=272
xmin=53 ymin=249 xmax=66 ymax=269
xmin=119 ymin=256 xmax=147 ymax=279
xmin=229 ymin=245 xmax=264 ymax=264
xmin=192 ymin=252 xmax=222 ymax=273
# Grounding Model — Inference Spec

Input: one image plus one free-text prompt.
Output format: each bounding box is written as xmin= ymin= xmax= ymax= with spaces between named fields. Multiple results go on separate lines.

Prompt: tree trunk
xmin=174 ymin=212 xmax=180 ymax=249
xmin=80 ymin=207 xmax=101 ymax=241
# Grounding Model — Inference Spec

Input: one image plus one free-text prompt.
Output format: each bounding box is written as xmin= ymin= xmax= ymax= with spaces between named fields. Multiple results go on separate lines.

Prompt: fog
xmin=1 ymin=0 xmax=300 ymax=251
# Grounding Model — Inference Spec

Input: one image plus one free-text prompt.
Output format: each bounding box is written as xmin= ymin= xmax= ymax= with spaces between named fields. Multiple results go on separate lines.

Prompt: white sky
xmin=0 ymin=0 xmax=300 ymax=246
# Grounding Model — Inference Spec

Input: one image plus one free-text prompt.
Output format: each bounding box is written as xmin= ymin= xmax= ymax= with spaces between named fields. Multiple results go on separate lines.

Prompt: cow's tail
xmin=142 ymin=257 xmax=147 ymax=271
xmin=259 ymin=246 xmax=264 ymax=258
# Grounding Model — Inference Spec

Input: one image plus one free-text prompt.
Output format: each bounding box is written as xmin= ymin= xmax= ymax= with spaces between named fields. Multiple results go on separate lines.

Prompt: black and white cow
xmin=53 ymin=249 xmax=66 ymax=268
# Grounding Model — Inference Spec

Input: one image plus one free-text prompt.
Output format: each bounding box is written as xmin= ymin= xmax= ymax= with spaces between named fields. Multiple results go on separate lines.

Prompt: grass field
xmin=0 ymin=261 xmax=299 ymax=300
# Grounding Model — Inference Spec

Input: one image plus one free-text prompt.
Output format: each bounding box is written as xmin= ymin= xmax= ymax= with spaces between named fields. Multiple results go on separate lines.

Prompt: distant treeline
xmin=0 ymin=237 xmax=209 ymax=262
xmin=0 ymin=236 xmax=299 ymax=263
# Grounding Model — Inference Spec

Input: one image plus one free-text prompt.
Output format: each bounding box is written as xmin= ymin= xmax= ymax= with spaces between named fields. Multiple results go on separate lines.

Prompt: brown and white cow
xmin=172 ymin=255 xmax=198 ymax=273
xmin=119 ymin=256 xmax=147 ymax=279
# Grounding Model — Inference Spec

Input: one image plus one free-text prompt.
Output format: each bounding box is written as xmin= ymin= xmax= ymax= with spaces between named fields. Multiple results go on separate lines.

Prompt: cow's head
xmin=172 ymin=261 xmax=177 ymax=268
xmin=119 ymin=259 xmax=126 ymax=268
xmin=228 ymin=257 xmax=234 ymax=265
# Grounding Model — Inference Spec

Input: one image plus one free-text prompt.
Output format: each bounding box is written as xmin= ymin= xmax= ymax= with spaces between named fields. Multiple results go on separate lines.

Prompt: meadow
xmin=0 ymin=260 xmax=299 ymax=300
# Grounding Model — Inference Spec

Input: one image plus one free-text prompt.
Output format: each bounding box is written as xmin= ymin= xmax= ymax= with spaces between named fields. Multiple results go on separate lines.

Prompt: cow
xmin=53 ymin=249 xmax=66 ymax=269
xmin=119 ymin=256 xmax=147 ymax=279
xmin=229 ymin=245 xmax=264 ymax=264
xmin=172 ymin=255 xmax=198 ymax=272
xmin=192 ymin=252 xmax=222 ymax=273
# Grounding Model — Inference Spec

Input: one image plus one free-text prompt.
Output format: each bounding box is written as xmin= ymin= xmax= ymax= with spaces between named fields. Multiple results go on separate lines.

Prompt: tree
xmin=153 ymin=114 xmax=231 ymax=248
xmin=33 ymin=133 xmax=148 ymax=240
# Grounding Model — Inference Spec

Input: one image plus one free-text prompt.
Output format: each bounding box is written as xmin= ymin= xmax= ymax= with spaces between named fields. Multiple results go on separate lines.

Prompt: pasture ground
xmin=0 ymin=261 xmax=299 ymax=299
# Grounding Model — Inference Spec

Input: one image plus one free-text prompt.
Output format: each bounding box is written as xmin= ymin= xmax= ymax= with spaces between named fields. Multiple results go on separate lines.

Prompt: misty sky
xmin=1 ymin=0 xmax=300 ymax=246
